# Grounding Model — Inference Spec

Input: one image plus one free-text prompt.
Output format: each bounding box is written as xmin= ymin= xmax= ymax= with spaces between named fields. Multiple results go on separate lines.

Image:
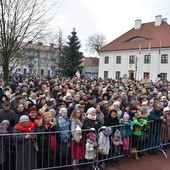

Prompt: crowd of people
xmin=0 ymin=75 xmax=170 ymax=170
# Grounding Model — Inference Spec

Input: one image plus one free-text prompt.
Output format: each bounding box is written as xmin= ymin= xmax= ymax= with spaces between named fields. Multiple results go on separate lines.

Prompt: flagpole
xmin=148 ymin=42 xmax=151 ymax=76
xmin=157 ymin=41 xmax=161 ymax=76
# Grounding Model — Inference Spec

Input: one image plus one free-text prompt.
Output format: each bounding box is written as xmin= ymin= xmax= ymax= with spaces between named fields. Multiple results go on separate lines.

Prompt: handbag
xmin=97 ymin=145 xmax=104 ymax=154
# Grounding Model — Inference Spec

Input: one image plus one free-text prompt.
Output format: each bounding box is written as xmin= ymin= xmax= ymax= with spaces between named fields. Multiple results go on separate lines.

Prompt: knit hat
xmin=123 ymin=112 xmax=129 ymax=119
xmin=20 ymin=115 xmax=29 ymax=122
xmin=3 ymin=101 xmax=10 ymax=106
xmin=87 ymin=107 xmax=96 ymax=115
xmin=2 ymin=120 xmax=10 ymax=126
xmin=28 ymin=106 xmax=38 ymax=113
xmin=87 ymin=132 xmax=96 ymax=141
xmin=82 ymin=96 xmax=88 ymax=102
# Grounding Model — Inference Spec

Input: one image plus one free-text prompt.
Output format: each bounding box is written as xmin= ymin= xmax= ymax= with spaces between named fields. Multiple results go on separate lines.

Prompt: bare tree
xmin=0 ymin=0 xmax=60 ymax=82
xmin=85 ymin=33 xmax=106 ymax=55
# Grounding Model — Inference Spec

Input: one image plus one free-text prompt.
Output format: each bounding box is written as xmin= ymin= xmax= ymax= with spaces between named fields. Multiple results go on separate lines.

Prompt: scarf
xmin=87 ymin=114 xmax=96 ymax=120
xmin=15 ymin=122 xmax=35 ymax=132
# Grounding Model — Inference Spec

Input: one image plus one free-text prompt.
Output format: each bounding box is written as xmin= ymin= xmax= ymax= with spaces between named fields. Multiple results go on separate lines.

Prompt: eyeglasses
xmin=4 ymin=105 xmax=10 ymax=107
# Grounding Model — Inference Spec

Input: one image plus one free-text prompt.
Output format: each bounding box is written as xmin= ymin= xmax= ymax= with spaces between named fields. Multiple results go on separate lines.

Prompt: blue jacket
xmin=120 ymin=120 xmax=134 ymax=137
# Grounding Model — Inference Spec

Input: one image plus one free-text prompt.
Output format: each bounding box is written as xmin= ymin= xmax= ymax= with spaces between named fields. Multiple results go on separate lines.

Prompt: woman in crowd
xmin=13 ymin=115 xmax=37 ymax=170
xmin=56 ymin=107 xmax=71 ymax=166
xmin=36 ymin=112 xmax=57 ymax=168
xmin=83 ymin=107 xmax=102 ymax=132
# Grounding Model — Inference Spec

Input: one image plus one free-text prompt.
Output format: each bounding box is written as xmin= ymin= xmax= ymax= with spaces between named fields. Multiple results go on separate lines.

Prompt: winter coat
xmin=71 ymin=138 xmax=84 ymax=160
xmin=120 ymin=120 xmax=134 ymax=137
xmin=85 ymin=139 xmax=96 ymax=160
xmin=36 ymin=118 xmax=58 ymax=152
xmin=0 ymin=127 xmax=8 ymax=164
xmin=83 ymin=117 xmax=101 ymax=131
xmin=132 ymin=117 xmax=147 ymax=136
xmin=56 ymin=116 xmax=71 ymax=143
xmin=13 ymin=125 xmax=36 ymax=170
xmin=98 ymin=131 xmax=110 ymax=155
xmin=0 ymin=109 xmax=18 ymax=128
xmin=96 ymin=111 xmax=104 ymax=126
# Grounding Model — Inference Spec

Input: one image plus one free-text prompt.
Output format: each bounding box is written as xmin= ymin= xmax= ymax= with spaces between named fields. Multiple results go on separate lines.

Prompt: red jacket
xmin=71 ymin=138 xmax=84 ymax=160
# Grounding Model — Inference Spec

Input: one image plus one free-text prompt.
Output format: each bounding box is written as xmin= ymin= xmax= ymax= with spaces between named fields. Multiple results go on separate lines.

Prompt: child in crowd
xmin=131 ymin=110 xmax=147 ymax=160
xmin=71 ymin=125 xmax=84 ymax=170
xmin=98 ymin=127 xmax=112 ymax=168
xmin=85 ymin=132 xmax=97 ymax=170
xmin=120 ymin=113 xmax=134 ymax=157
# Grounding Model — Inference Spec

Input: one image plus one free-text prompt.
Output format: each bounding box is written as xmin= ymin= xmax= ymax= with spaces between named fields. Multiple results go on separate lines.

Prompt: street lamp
xmin=135 ymin=56 xmax=138 ymax=81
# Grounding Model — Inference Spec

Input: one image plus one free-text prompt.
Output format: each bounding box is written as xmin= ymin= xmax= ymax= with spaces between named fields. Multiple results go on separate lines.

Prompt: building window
xmin=104 ymin=56 xmax=109 ymax=64
xmin=115 ymin=71 xmax=121 ymax=79
xmin=144 ymin=55 xmax=151 ymax=64
xmin=161 ymin=54 xmax=168 ymax=63
xmin=129 ymin=55 xmax=135 ymax=64
xmin=116 ymin=56 xmax=121 ymax=64
xmin=160 ymin=73 xmax=167 ymax=80
xmin=104 ymin=71 xmax=108 ymax=79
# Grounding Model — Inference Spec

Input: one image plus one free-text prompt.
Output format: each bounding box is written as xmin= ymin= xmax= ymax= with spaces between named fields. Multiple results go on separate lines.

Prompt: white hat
xmin=20 ymin=115 xmax=29 ymax=122
xmin=2 ymin=120 xmax=10 ymax=126
xmin=87 ymin=107 xmax=96 ymax=115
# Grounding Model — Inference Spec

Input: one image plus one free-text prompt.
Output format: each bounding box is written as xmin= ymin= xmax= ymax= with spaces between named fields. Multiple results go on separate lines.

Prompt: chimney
xmin=28 ymin=41 xmax=32 ymax=44
xmin=162 ymin=18 xmax=167 ymax=23
xmin=135 ymin=19 xmax=142 ymax=29
xmin=38 ymin=42 xmax=43 ymax=46
xmin=50 ymin=43 xmax=54 ymax=48
xmin=155 ymin=15 xmax=162 ymax=26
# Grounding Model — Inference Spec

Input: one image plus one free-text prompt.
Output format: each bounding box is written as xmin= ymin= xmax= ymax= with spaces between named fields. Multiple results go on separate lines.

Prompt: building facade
xmin=82 ymin=57 xmax=99 ymax=78
xmin=13 ymin=41 xmax=58 ymax=77
xmin=99 ymin=15 xmax=170 ymax=81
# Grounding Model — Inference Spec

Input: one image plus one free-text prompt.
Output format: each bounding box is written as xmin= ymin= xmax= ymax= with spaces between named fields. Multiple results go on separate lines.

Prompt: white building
xmin=99 ymin=15 xmax=170 ymax=81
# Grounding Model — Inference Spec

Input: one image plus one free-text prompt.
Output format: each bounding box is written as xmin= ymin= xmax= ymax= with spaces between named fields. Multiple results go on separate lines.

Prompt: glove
xmin=90 ymin=128 xmax=95 ymax=131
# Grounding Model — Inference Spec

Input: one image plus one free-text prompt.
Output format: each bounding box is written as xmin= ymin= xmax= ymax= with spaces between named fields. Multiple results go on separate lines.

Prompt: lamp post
xmin=135 ymin=56 xmax=138 ymax=81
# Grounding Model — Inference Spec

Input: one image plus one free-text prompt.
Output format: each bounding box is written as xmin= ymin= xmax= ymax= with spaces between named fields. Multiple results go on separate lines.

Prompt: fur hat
xmin=20 ymin=115 xmax=29 ymax=122
xmin=87 ymin=107 xmax=96 ymax=115
xmin=2 ymin=120 xmax=10 ymax=126
xmin=87 ymin=132 xmax=96 ymax=141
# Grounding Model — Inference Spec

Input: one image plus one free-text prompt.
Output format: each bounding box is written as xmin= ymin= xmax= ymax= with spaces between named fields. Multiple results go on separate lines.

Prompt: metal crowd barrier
xmin=0 ymin=120 xmax=169 ymax=170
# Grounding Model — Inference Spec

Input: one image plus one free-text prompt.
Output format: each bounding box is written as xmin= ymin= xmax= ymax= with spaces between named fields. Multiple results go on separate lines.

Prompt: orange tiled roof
xmin=100 ymin=21 xmax=170 ymax=52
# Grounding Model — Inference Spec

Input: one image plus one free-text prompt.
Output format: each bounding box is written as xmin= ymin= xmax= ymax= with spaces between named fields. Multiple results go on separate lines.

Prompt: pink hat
xmin=87 ymin=132 xmax=96 ymax=141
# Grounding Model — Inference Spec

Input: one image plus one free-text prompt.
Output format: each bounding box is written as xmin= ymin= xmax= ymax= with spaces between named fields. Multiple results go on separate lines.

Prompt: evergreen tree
xmin=60 ymin=28 xmax=84 ymax=77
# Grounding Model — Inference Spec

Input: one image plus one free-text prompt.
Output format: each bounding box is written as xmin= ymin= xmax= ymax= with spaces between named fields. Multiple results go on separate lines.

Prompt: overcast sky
xmin=53 ymin=0 xmax=170 ymax=56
